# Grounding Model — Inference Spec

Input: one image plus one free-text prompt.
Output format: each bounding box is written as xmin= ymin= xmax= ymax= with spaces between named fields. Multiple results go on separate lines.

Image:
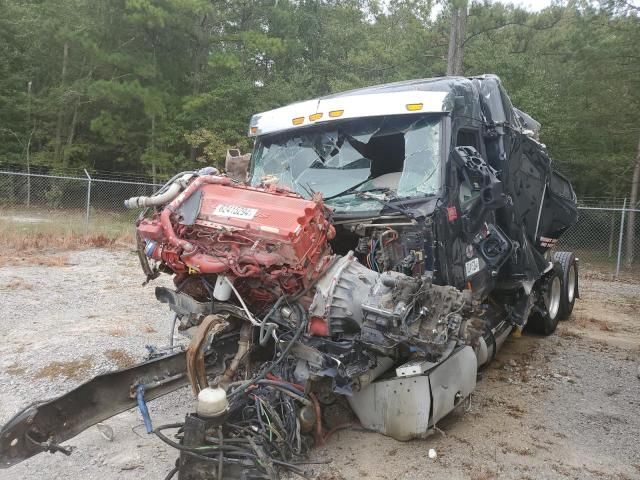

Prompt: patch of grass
xmin=8 ymin=254 xmax=71 ymax=267
xmin=35 ymin=356 xmax=93 ymax=380
xmin=142 ymin=324 xmax=157 ymax=334
xmin=505 ymin=403 xmax=526 ymax=418
xmin=5 ymin=363 xmax=27 ymax=376
xmin=0 ymin=278 xmax=34 ymax=290
xmin=0 ymin=212 xmax=134 ymax=265
xmin=104 ymin=349 xmax=136 ymax=369
xmin=107 ymin=326 xmax=127 ymax=337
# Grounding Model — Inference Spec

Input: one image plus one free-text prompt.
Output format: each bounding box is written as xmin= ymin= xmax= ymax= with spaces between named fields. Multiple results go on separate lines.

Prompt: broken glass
xmin=250 ymin=114 xmax=443 ymax=214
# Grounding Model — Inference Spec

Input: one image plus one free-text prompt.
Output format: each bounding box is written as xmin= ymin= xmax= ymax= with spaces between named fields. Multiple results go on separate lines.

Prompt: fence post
xmin=615 ymin=198 xmax=627 ymax=279
xmin=84 ymin=169 xmax=92 ymax=234
xmin=26 ymin=169 xmax=31 ymax=207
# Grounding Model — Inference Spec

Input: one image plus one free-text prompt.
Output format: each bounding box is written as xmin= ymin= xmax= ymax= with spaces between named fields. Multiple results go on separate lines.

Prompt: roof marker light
xmin=309 ymin=112 xmax=323 ymax=121
xmin=406 ymin=103 xmax=423 ymax=111
xmin=292 ymin=117 xmax=304 ymax=125
xmin=329 ymin=110 xmax=344 ymax=118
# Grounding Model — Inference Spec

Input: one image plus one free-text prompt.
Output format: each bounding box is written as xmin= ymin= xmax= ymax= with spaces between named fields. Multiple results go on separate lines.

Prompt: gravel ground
xmin=0 ymin=248 xmax=639 ymax=480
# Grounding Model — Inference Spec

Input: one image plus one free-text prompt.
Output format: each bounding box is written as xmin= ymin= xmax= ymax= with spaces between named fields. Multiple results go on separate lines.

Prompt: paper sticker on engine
xmin=213 ymin=204 xmax=258 ymax=220
xmin=465 ymin=257 xmax=480 ymax=278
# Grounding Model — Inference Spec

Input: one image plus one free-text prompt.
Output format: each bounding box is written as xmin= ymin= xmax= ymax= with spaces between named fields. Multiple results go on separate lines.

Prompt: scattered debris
xmin=96 ymin=423 xmax=114 ymax=442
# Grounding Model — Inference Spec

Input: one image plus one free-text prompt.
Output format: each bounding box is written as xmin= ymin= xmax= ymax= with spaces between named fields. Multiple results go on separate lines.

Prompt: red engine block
xmin=137 ymin=175 xmax=335 ymax=304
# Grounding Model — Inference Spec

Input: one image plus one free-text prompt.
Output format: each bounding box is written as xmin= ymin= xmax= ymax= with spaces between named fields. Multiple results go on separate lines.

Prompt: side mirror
xmin=452 ymin=146 xmax=499 ymax=187
xmin=453 ymin=146 xmax=506 ymax=217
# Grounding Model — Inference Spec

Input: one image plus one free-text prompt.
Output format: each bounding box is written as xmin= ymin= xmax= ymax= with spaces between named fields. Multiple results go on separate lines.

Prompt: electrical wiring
xmin=229 ymin=303 xmax=309 ymax=400
xmin=159 ymin=377 xmax=316 ymax=480
xmin=371 ymin=239 xmax=381 ymax=272
xmin=155 ymin=258 xmax=343 ymax=480
xmin=225 ymin=276 xmax=264 ymax=326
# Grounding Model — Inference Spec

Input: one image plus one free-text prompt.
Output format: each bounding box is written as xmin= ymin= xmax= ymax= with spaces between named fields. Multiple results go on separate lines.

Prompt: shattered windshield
xmin=250 ymin=114 xmax=442 ymax=214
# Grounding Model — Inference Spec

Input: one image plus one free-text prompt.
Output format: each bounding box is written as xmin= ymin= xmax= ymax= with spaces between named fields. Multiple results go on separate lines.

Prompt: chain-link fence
xmin=555 ymin=201 xmax=640 ymax=283
xmin=1 ymin=169 xmax=639 ymax=282
xmin=0 ymin=168 xmax=162 ymax=240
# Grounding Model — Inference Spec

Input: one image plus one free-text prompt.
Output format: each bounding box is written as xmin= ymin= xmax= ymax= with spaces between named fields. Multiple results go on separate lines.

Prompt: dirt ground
xmin=0 ymin=248 xmax=639 ymax=480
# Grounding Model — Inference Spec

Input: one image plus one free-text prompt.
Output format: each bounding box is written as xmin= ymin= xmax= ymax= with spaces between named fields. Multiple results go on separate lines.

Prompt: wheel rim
xmin=567 ymin=263 xmax=576 ymax=303
xmin=545 ymin=276 xmax=561 ymax=320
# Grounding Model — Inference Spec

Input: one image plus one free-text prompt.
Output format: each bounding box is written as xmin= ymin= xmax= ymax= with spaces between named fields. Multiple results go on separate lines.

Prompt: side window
xmin=456 ymin=129 xmax=480 ymax=150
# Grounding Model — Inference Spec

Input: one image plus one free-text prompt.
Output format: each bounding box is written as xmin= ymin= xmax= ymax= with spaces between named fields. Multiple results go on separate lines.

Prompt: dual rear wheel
xmin=528 ymin=251 xmax=578 ymax=336
xmin=554 ymin=251 xmax=578 ymax=319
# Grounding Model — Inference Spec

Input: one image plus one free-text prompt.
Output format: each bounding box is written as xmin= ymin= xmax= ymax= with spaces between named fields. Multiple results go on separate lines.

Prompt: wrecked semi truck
xmin=0 ymin=75 xmax=578 ymax=478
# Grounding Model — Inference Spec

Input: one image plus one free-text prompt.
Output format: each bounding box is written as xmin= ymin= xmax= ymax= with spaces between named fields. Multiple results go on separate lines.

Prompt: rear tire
xmin=528 ymin=262 xmax=563 ymax=336
xmin=553 ymin=251 xmax=578 ymax=320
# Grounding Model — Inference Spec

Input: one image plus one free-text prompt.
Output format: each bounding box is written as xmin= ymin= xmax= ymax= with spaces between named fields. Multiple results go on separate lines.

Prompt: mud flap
xmin=347 ymin=347 xmax=477 ymax=441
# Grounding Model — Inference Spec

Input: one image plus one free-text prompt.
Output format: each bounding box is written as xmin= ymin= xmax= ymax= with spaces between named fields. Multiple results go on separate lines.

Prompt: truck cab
xmin=247 ymin=74 xmax=578 ymax=326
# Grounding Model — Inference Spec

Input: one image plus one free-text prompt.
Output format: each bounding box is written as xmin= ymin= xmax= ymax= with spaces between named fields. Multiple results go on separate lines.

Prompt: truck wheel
xmin=553 ymin=251 xmax=578 ymax=320
xmin=529 ymin=262 xmax=563 ymax=335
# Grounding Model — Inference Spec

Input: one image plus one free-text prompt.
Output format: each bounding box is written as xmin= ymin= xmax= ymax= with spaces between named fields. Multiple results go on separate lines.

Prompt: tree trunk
xmin=446 ymin=1 xmax=468 ymax=76
xmin=62 ymin=102 xmax=79 ymax=167
xmin=625 ymin=136 xmax=640 ymax=267
xmin=26 ymin=80 xmax=32 ymax=207
xmin=189 ymin=14 xmax=208 ymax=164
xmin=55 ymin=41 xmax=69 ymax=165
xmin=454 ymin=4 xmax=468 ymax=75
xmin=446 ymin=6 xmax=459 ymax=76
xmin=151 ymin=114 xmax=157 ymax=184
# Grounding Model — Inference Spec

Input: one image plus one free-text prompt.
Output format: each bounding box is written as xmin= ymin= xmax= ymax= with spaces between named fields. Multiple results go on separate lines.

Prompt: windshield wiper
xmin=357 ymin=192 xmax=419 ymax=220
xmin=324 ymin=180 xmax=385 ymax=200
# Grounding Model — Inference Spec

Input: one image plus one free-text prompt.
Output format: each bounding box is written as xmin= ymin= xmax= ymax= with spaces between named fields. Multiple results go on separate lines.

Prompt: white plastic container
xmin=196 ymin=387 xmax=229 ymax=418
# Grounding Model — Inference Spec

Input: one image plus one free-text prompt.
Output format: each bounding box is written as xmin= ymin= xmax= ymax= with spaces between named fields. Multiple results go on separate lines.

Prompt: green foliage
xmin=0 ymin=0 xmax=638 ymax=198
